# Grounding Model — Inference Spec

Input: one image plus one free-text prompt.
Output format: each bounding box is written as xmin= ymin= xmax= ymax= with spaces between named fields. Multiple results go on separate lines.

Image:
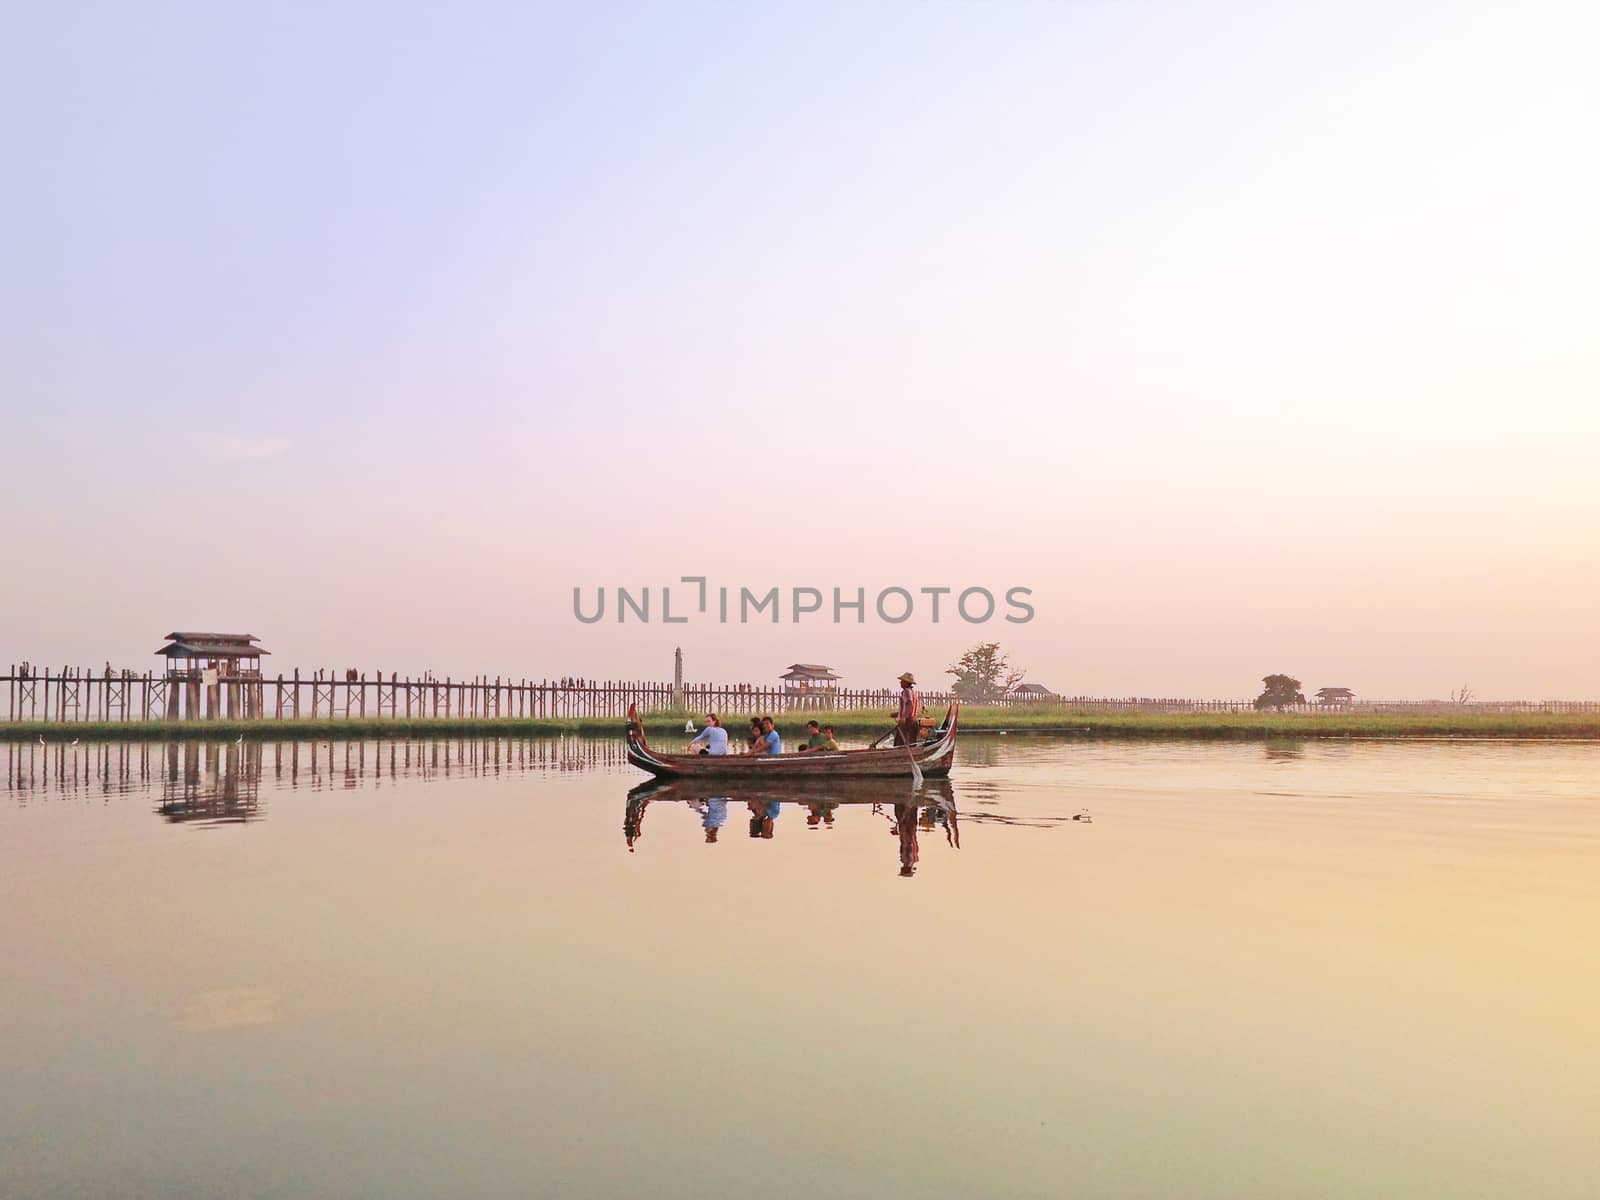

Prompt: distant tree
xmin=1253 ymin=674 xmax=1306 ymax=710
xmin=1450 ymin=685 xmax=1475 ymax=705
xmin=947 ymin=642 xmax=1025 ymax=701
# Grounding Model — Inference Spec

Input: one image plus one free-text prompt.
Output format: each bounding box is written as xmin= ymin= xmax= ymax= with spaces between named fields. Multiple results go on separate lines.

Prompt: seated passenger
xmin=813 ymin=724 xmax=839 ymax=751
xmin=757 ymin=716 xmax=782 ymax=755
xmin=687 ymin=713 xmax=729 ymax=756
xmin=798 ymin=720 xmax=822 ymax=751
xmin=746 ymin=717 xmax=764 ymax=753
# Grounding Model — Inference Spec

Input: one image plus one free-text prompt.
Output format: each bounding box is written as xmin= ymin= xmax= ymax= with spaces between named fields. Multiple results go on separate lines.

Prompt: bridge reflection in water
xmin=1 ymin=735 xmax=637 ymax=827
xmin=4 ymin=738 xmax=1049 ymax=867
xmin=623 ymin=778 xmax=962 ymax=877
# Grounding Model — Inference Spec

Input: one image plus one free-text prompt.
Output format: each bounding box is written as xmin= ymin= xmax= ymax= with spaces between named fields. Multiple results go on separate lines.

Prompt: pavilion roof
xmin=156 ymin=633 xmax=270 ymax=658
xmin=781 ymin=663 xmax=840 ymax=681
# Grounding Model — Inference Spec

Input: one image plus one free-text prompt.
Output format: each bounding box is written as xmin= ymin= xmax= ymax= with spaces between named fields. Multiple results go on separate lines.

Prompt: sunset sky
xmin=3 ymin=1 xmax=1596 ymax=698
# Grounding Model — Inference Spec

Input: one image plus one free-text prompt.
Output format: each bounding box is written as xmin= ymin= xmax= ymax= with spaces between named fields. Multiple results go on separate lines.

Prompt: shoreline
xmin=6 ymin=708 xmax=1600 ymax=743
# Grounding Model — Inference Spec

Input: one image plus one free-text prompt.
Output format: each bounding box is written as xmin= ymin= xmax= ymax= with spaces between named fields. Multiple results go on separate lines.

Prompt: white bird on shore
xmin=70 ymin=738 xmax=80 ymax=746
xmin=684 ymin=719 xmax=695 ymax=733
xmin=37 ymin=735 xmax=45 ymax=746
xmin=235 ymin=734 xmax=244 ymax=746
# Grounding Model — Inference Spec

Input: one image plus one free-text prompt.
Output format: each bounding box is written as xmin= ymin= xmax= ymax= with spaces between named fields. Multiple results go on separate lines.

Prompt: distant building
xmin=780 ymin=663 xmax=840 ymax=709
xmin=1012 ymin=683 xmax=1056 ymax=697
xmin=1315 ymin=686 xmax=1355 ymax=707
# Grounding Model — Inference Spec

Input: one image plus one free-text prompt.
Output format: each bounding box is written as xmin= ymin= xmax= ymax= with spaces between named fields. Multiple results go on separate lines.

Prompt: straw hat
xmin=898 ymin=671 xmax=916 ymax=685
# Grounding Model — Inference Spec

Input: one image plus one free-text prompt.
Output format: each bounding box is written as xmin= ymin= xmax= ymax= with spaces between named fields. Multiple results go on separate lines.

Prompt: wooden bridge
xmin=0 ymin=664 xmax=961 ymax=724
xmin=4 ymin=663 xmax=1598 ymax=724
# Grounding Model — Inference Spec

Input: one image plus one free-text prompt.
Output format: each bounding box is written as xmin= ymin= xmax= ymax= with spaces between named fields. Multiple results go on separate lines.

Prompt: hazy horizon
xmin=3 ymin=2 xmax=1596 ymax=699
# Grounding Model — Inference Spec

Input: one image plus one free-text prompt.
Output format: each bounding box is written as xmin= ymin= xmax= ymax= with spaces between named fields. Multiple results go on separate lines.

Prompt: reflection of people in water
xmin=628 ymin=783 xmax=956 ymax=858
xmin=624 ymin=797 xmax=649 ymax=851
xmin=747 ymin=798 xmax=781 ymax=838
xmin=805 ymin=801 xmax=837 ymax=829
xmin=694 ymin=796 xmax=729 ymax=843
xmin=893 ymin=800 xmax=919 ymax=876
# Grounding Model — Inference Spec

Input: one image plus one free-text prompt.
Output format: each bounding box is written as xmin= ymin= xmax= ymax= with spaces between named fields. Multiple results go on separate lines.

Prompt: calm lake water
xmin=2 ymin=735 xmax=1597 ymax=1199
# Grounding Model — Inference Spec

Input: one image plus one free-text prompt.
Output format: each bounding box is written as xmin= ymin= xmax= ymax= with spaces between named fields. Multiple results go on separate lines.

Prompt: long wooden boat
xmin=624 ymin=703 xmax=959 ymax=780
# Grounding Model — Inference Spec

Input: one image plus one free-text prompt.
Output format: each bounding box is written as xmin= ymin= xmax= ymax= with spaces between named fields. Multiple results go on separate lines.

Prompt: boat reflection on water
xmin=624 ymin=779 xmax=961 ymax=877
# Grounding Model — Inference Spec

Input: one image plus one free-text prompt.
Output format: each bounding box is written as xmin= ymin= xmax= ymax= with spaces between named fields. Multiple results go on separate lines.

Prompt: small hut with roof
xmin=780 ymin=663 xmax=840 ymax=709
xmin=155 ymin=632 xmax=269 ymax=720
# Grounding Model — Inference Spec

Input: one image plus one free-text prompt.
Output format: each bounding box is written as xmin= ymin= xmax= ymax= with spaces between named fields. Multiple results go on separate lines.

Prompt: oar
xmin=870 ymin=722 xmax=924 ymax=785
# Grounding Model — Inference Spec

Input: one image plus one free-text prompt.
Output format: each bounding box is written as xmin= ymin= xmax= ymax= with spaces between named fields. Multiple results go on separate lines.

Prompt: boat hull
xmin=624 ymin=705 xmax=958 ymax=780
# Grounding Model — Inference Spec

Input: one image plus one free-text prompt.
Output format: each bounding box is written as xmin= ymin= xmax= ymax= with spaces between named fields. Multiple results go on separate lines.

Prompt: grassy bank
xmin=5 ymin=706 xmax=1599 ymax=743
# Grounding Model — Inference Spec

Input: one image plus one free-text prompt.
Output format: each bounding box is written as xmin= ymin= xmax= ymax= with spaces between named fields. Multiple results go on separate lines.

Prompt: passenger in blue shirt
xmin=687 ymin=713 xmax=729 ymax=756
xmin=758 ymin=716 xmax=782 ymax=755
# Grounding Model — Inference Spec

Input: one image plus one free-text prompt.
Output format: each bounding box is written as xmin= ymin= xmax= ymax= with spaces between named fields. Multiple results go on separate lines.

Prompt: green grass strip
xmin=5 ymin=706 xmax=1598 ymax=743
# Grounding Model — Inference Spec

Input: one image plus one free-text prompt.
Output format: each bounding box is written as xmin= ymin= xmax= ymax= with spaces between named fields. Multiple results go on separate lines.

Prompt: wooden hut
xmin=780 ymin=663 xmax=840 ymax=710
xmin=1315 ymin=686 xmax=1355 ymax=709
xmin=155 ymin=632 xmax=269 ymax=720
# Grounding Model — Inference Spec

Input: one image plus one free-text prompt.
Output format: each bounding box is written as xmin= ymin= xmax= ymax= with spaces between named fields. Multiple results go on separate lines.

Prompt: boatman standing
xmin=891 ymin=671 xmax=921 ymax=745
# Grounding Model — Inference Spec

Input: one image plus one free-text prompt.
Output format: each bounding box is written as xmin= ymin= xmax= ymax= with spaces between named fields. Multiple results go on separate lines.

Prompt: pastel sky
xmin=2 ymin=1 xmax=1596 ymax=698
